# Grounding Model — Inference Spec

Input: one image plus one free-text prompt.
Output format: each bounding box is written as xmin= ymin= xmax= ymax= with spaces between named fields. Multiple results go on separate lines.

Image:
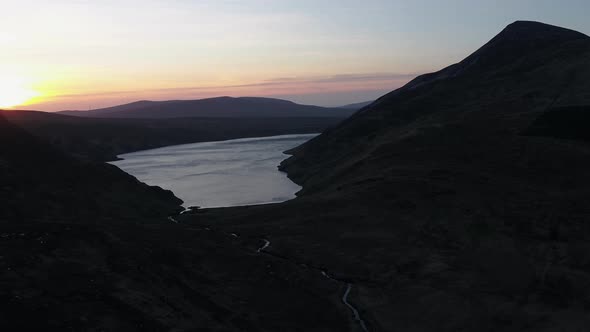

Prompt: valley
xmin=2 ymin=20 xmax=590 ymax=332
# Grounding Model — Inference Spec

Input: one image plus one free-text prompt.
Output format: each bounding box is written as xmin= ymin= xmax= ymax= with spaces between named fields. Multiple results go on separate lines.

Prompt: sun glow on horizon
xmin=0 ymin=75 xmax=40 ymax=109
xmin=2 ymin=1 xmax=589 ymax=111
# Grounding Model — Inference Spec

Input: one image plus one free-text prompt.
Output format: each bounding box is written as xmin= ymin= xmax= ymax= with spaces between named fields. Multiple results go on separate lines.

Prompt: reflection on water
xmin=111 ymin=134 xmax=317 ymax=208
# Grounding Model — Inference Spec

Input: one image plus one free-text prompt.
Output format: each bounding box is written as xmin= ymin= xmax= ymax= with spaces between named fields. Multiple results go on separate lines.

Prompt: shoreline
xmin=111 ymin=133 xmax=320 ymax=161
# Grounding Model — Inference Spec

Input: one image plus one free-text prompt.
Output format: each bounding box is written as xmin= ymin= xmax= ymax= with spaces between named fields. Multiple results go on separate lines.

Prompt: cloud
xmin=29 ymin=72 xmax=418 ymax=111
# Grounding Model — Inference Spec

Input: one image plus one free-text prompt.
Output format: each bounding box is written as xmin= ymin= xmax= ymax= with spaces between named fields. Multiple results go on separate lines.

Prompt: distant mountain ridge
xmin=60 ymin=96 xmax=355 ymax=119
xmin=3 ymin=109 xmax=342 ymax=162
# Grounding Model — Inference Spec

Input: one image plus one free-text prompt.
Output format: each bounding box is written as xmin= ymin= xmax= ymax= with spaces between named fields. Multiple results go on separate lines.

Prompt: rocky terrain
xmin=2 ymin=20 xmax=590 ymax=331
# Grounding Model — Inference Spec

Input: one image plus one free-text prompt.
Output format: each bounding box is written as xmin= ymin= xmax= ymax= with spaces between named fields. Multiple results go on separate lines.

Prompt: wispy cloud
xmin=31 ymin=72 xmax=417 ymax=111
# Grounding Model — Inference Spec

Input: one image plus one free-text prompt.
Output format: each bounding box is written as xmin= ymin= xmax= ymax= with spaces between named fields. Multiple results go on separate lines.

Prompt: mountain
xmin=338 ymin=100 xmax=373 ymax=109
xmin=281 ymin=21 xmax=590 ymax=193
xmin=189 ymin=21 xmax=590 ymax=331
xmin=3 ymin=110 xmax=343 ymax=161
xmin=59 ymin=96 xmax=355 ymax=118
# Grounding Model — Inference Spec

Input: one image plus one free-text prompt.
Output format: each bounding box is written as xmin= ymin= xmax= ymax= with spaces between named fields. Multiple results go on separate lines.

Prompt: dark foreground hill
xmin=3 ymin=110 xmax=343 ymax=161
xmin=60 ymin=96 xmax=355 ymax=119
xmin=0 ymin=114 xmax=350 ymax=331
xmin=0 ymin=113 xmax=182 ymax=222
xmin=184 ymin=21 xmax=590 ymax=331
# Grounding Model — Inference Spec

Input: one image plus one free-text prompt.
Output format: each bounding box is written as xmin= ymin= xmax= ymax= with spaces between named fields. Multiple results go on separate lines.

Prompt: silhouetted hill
xmin=282 ymin=21 xmax=590 ymax=192
xmin=60 ymin=96 xmax=354 ymax=118
xmin=392 ymin=20 xmax=589 ymax=93
xmin=191 ymin=21 xmax=590 ymax=331
xmin=0 ymin=113 xmax=182 ymax=223
xmin=3 ymin=110 xmax=343 ymax=161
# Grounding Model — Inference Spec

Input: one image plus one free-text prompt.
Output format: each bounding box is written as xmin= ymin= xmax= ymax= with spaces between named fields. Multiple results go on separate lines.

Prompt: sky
xmin=1 ymin=0 xmax=589 ymax=111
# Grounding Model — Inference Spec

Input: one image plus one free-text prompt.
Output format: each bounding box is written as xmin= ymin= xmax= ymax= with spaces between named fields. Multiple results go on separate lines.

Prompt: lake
xmin=110 ymin=134 xmax=317 ymax=208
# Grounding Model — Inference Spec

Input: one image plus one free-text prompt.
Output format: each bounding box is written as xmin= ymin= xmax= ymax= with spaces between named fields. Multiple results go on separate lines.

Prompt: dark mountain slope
xmin=281 ymin=21 xmax=590 ymax=193
xmin=0 ymin=113 xmax=182 ymax=223
xmin=60 ymin=96 xmax=355 ymax=119
xmin=190 ymin=21 xmax=590 ymax=331
xmin=524 ymin=104 xmax=590 ymax=141
xmin=3 ymin=110 xmax=341 ymax=161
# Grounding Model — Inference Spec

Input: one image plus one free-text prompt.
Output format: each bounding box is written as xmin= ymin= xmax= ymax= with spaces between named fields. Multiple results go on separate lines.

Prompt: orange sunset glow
xmin=0 ymin=75 xmax=40 ymax=109
xmin=2 ymin=1 xmax=589 ymax=111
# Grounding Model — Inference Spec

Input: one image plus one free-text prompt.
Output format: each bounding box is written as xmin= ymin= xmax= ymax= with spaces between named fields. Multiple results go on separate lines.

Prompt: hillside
xmin=0 ymin=113 xmax=182 ymax=223
xmin=190 ymin=21 xmax=590 ymax=331
xmin=281 ymin=21 xmax=590 ymax=193
xmin=60 ymin=96 xmax=355 ymax=119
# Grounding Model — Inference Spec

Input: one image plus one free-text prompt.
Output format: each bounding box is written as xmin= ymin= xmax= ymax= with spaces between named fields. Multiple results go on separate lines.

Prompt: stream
xmin=256 ymin=238 xmax=369 ymax=331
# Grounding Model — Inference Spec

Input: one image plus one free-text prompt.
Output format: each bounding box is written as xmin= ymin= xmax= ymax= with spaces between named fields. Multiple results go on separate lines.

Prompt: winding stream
xmin=182 ymin=225 xmax=371 ymax=331
xmin=342 ymin=284 xmax=369 ymax=332
xmin=257 ymin=238 xmax=369 ymax=331
xmin=257 ymin=239 xmax=271 ymax=253
xmin=133 ymin=132 xmax=369 ymax=330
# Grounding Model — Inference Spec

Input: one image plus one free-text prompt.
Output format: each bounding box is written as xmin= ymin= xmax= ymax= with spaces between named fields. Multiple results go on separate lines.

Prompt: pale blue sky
xmin=1 ymin=0 xmax=589 ymax=110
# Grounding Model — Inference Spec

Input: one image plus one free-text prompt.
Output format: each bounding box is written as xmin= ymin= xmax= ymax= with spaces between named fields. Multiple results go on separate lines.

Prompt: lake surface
xmin=111 ymin=134 xmax=317 ymax=208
